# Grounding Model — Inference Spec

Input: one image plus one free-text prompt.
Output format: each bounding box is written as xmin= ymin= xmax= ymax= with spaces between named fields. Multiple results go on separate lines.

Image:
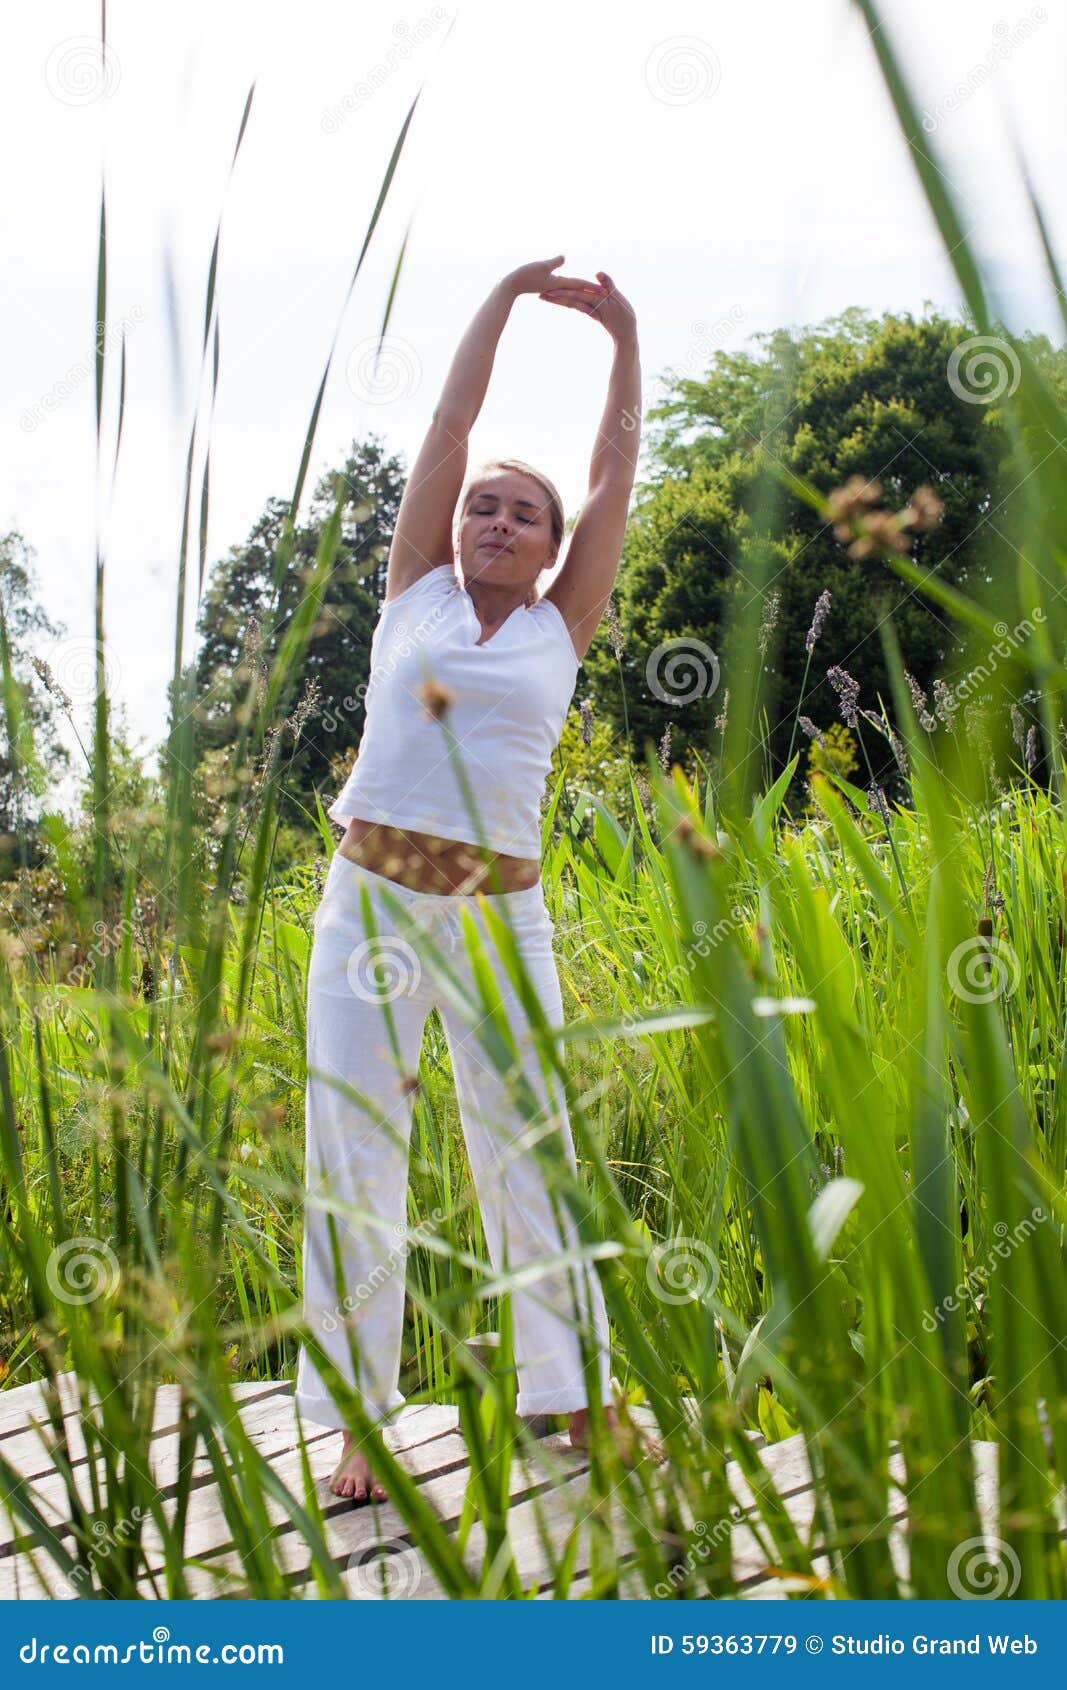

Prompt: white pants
xmin=295 ymin=851 xmax=613 ymax=1430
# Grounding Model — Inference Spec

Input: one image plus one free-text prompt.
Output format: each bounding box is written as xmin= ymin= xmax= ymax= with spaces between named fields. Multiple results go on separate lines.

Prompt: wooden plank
xmin=0 ymin=1403 xmax=463 ymax=1601
xmin=0 ymin=1398 xmax=457 ymax=1560
xmin=2 ymin=1373 xmax=1052 ymax=1603
xmin=137 ymin=1412 xmax=469 ymax=1573
xmin=0 ymin=1377 xmax=286 ymax=1439
xmin=137 ymin=1425 xmax=595 ymax=1599
xmin=0 ymin=1383 xmax=290 ymax=1482
xmin=0 ymin=1389 xmax=304 ymax=1555
xmin=0 ymin=1549 xmax=76 ymax=1601
xmin=0 ymin=1375 xmax=80 ymax=1435
xmin=535 ymin=1443 xmax=1018 ymax=1600
xmin=294 ymin=1413 xmax=678 ymax=1602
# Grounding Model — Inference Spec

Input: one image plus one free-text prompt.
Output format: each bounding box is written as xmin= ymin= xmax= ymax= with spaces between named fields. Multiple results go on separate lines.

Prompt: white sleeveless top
xmin=327 ymin=564 xmax=580 ymax=859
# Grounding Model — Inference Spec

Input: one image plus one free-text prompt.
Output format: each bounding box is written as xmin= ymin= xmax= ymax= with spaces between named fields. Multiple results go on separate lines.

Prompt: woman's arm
xmin=384 ymin=283 xmax=513 ymax=601
xmin=541 ymin=272 xmax=641 ymax=661
xmin=385 ymin=257 xmax=588 ymax=600
xmin=433 ymin=279 xmax=517 ymax=432
xmin=588 ymin=328 xmax=641 ymax=492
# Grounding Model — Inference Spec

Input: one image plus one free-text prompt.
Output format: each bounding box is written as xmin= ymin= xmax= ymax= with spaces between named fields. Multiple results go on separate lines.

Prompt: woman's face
xmin=457 ymin=473 xmax=558 ymax=589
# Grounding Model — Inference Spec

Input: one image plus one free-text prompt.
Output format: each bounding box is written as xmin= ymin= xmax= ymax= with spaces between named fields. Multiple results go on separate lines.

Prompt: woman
xmin=297 ymin=255 xmax=663 ymax=1504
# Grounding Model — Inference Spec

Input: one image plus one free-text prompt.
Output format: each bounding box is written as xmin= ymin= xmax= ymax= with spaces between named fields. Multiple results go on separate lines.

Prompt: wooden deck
xmin=0 ymin=1373 xmax=1009 ymax=1599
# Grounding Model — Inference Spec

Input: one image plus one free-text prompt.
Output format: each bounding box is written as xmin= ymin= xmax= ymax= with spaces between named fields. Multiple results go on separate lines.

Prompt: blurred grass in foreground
xmin=0 ymin=0 xmax=1064 ymax=1598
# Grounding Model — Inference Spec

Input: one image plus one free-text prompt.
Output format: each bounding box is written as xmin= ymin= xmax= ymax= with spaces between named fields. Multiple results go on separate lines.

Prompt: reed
xmin=0 ymin=0 xmax=1063 ymax=1598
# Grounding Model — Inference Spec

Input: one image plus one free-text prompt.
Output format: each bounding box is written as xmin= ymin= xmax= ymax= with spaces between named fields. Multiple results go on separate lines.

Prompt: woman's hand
xmin=539 ymin=269 xmax=637 ymax=346
xmin=503 ymin=254 xmax=600 ymax=300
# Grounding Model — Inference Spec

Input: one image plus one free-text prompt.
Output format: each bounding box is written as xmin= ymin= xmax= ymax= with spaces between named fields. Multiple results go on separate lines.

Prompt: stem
xmin=853 ymin=722 xmax=914 ymax=920
xmin=786 ymin=648 xmax=815 ymax=769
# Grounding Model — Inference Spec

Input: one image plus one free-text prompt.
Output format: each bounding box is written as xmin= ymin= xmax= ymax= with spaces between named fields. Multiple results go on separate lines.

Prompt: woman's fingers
xmin=542 ymin=282 xmax=608 ymax=301
xmin=539 ymin=271 xmax=633 ymax=340
xmin=532 ymin=266 xmax=614 ymax=310
xmin=539 ymin=281 xmax=605 ymax=301
xmin=540 ymin=274 xmax=602 ymax=292
xmin=539 ymin=291 xmax=598 ymax=311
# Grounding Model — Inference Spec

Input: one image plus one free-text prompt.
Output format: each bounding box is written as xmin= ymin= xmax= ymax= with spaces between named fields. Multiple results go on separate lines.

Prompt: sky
xmin=2 ymin=0 xmax=1063 ymax=810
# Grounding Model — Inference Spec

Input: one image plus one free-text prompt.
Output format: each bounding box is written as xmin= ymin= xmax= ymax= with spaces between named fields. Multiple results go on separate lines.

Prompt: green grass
xmin=0 ymin=0 xmax=1065 ymax=1599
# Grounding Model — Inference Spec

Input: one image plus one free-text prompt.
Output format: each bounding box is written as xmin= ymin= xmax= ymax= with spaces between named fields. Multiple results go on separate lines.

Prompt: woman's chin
xmin=469 ymin=560 xmax=511 ymax=584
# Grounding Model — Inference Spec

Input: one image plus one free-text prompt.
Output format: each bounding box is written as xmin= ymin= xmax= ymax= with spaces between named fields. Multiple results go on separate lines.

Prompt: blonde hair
xmin=459 ymin=459 xmax=565 ymax=607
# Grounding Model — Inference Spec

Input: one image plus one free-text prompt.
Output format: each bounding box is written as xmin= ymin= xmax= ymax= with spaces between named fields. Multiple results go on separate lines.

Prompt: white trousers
xmin=295 ymin=850 xmax=613 ymax=1430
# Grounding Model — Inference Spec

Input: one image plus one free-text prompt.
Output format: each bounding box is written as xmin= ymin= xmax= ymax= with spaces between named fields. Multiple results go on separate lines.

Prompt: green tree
xmin=580 ymin=308 xmax=1061 ymax=790
xmin=0 ymin=529 xmax=72 ymax=875
xmin=191 ymin=435 xmax=405 ymax=824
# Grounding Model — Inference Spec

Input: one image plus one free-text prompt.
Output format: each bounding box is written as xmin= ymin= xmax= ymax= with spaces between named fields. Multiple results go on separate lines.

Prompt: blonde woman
xmin=297 ymin=256 xmax=664 ymax=1503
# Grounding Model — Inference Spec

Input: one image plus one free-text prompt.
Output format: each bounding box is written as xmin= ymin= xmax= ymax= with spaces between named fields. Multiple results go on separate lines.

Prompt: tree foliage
xmin=579 ymin=308 xmax=1066 ymax=785
xmin=0 ymin=530 xmax=71 ymax=872
xmin=191 ymin=436 xmax=404 ymax=824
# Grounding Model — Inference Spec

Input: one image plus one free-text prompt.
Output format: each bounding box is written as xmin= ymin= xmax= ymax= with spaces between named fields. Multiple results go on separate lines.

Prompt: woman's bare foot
xmin=328 ymin=1430 xmax=387 ymax=1504
xmin=567 ymin=1402 xmax=666 ymax=1468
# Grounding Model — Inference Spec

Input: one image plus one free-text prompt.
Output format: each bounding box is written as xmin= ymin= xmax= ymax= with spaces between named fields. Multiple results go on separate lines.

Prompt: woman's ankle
xmin=568 ymin=1403 xmax=616 ymax=1427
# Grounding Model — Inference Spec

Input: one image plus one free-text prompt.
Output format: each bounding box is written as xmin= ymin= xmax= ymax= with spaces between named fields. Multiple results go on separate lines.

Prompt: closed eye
xmin=474 ymin=502 xmax=539 ymax=523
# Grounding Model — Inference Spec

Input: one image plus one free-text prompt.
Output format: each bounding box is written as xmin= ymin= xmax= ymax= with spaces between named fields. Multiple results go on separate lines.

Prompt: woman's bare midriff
xmin=335 ymin=816 xmax=541 ymax=895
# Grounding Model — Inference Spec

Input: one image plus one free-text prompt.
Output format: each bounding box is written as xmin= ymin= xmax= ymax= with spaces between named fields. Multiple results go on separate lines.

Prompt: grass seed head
xmin=674 ymin=814 xmax=722 ymax=859
xmin=416 ymin=679 xmax=454 ymax=720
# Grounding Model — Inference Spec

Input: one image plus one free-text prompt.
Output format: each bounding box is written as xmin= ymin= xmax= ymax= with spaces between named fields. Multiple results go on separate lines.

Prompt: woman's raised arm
xmin=540 ymin=271 xmax=641 ymax=661
xmin=385 ymin=256 xmax=586 ymax=602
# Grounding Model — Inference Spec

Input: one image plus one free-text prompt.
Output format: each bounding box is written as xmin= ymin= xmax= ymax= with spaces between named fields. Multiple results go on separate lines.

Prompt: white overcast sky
xmin=2 ymin=0 xmax=1063 ymax=807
